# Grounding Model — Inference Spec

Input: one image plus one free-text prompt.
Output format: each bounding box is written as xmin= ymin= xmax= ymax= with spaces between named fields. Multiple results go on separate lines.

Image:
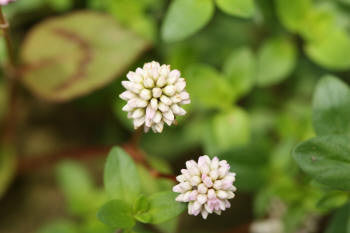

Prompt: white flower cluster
xmin=173 ymin=155 xmax=236 ymax=219
xmin=119 ymin=61 xmax=190 ymax=133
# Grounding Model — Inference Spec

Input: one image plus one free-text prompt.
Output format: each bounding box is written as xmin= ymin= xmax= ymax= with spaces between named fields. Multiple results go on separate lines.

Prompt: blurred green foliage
xmin=1 ymin=0 xmax=350 ymax=232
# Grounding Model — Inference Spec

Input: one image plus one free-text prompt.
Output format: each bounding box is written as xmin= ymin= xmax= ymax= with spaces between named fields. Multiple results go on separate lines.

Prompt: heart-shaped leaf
xmin=21 ymin=11 xmax=149 ymax=101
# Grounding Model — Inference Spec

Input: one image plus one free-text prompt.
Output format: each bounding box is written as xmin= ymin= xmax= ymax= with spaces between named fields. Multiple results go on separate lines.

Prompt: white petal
xmin=133 ymin=117 xmax=145 ymax=129
xmin=168 ymin=70 xmax=180 ymax=84
xmin=140 ymin=89 xmax=152 ymax=100
xmin=158 ymin=102 xmax=169 ymax=112
xmin=152 ymin=87 xmax=162 ymax=98
xmin=150 ymin=111 xmax=161 ymax=123
xmin=163 ymin=111 xmax=174 ymax=121
xmin=201 ymin=210 xmax=209 ymax=219
xmin=156 ymin=75 xmax=167 ymax=87
xmin=132 ymin=108 xmax=144 ymax=119
xmin=163 ymin=85 xmax=176 ymax=96
xmin=144 ymin=77 xmax=154 ymax=88
xmin=171 ymin=104 xmax=186 ymax=116
xmin=175 ymin=80 xmax=186 ymax=92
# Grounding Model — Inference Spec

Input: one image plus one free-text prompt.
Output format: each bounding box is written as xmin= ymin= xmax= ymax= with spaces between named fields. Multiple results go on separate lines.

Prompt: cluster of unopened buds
xmin=0 ymin=0 xmax=15 ymax=5
xmin=119 ymin=61 xmax=190 ymax=133
xmin=120 ymin=62 xmax=237 ymax=219
xmin=173 ymin=155 xmax=236 ymax=219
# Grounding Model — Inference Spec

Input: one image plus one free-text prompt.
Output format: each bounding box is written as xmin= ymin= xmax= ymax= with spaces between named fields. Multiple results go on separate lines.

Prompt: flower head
xmin=173 ymin=155 xmax=236 ymax=219
xmin=0 ymin=0 xmax=15 ymax=5
xmin=119 ymin=61 xmax=190 ymax=133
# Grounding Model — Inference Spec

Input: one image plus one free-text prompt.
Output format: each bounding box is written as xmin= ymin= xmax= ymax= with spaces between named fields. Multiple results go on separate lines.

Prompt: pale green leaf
xmin=305 ymin=29 xmax=350 ymax=70
xmin=223 ymin=47 xmax=255 ymax=98
xmin=186 ymin=64 xmax=234 ymax=110
xmin=257 ymin=37 xmax=297 ymax=87
xmin=104 ymin=147 xmax=141 ymax=205
xmin=275 ymin=0 xmax=311 ymax=32
xmin=97 ymin=199 xmax=135 ymax=229
xmin=161 ymin=0 xmax=214 ymax=42
xmin=216 ymin=0 xmax=255 ymax=18
xmin=135 ymin=191 xmax=186 ymax=224
xmin=212 ymin=107 xmax=251 ymax=152
xmin=21 ymin=11 xmax=149 ymax=101
xmin=312 ymin=75 xmax=350 ymax=136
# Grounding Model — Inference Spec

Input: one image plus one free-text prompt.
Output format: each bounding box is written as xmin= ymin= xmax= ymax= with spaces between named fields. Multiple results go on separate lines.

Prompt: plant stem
xmin=0 ymin=6 xmax=18 ymax=144
xmin=0 ymin=6 xmax=15 ymax=69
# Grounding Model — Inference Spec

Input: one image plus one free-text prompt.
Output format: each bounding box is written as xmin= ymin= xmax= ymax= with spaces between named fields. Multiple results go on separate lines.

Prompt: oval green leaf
xmin=275 ymin=0 xmax=311 ymax=32
xmin=216 ymin=0 xmax=255 ymax=18
xmin=223 ymin=47 xmax=256 ymax=98
xmin=161 ymin=0 xmax=214 ymax=42
xmin=212 ymin=107 xmax=251 ymax=152
xmin=97 ymin=199 xmax=135 ymax=229
xmin=135 ymin=191 xmax=186 ymax=224
xmin=305 ymin=29 xmax=350 ymax=70
xmin=257 ymin=37 xmax=297 ymax=87
xmin=186 ymin=64 xmax=234 ymax=110
xmin=293 ymin=135 xmax=350 ymax=191
xmin=21 ymin=11 xmax=149 ymax=102
xmin=312 ymin=75 xmax=350 ymax=136
xmin=104 ymin=147 xmax=141 ymax=205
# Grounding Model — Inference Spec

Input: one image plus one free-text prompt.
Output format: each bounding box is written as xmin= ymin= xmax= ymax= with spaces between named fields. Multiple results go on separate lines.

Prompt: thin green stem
xmin=0 ymin=6 xmax=17 ymax=144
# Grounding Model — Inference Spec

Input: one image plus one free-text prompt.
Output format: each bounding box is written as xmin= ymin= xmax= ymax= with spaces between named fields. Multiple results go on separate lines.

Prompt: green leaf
xmin=135 ymin=191 xmax=186 ymax=224
xmin=312 ymin=75 xmax=350 ymax=136
xmin=325 ymin=203 xmax=350 ymax=233
xmin=161 ymin=0 xmax=214 ymax=42
xmin=212 ymin=107 xmax=251 ymax=152
xmin=21 ymin=11 xmax=149 ymax=102
xmin=0 ymin=146 xmax=16 ymax=198
xmin=257 ymin=37 xmax=297 ymax=87
xmin=275 ymin=0 xmax=311 ymax=32
xmin=47 ymin=0 xmax=73 ymax=12
xmin=305 ymin=29 xmax=350 ymax=70
xmin=97 ymin=199 xmax=135 ymax=229
xmin=215 ymin=0 xmax=255 ymax=18
xmin=293 ymin=135 xmax=350 ymax=190
xmin=134 ymin=195 xmax=150 ymax=214
xmin=317 ymin=192 xmax=349 ymax=211
xmin=186 ymin=64 xmax=234 ymax=110
xmin=37 ymin=220 xmax=77 ymax=233
xmin=104 ymin=147 xmax=141 ymax=205
xmin=56 ymin=161 xmax=100 ymax=215
xmin=223 ymin=47 xmax=256 ymax=98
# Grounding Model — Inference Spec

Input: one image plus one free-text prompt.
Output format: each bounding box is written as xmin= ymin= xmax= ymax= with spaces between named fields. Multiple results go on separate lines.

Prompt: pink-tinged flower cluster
xmin=119 ymin=61 xmax=190 ymax=133
xmin=173 ymin=155 xmax=236 ymax=219
xmin=0 ymin=0 xmax=15 ymax=5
